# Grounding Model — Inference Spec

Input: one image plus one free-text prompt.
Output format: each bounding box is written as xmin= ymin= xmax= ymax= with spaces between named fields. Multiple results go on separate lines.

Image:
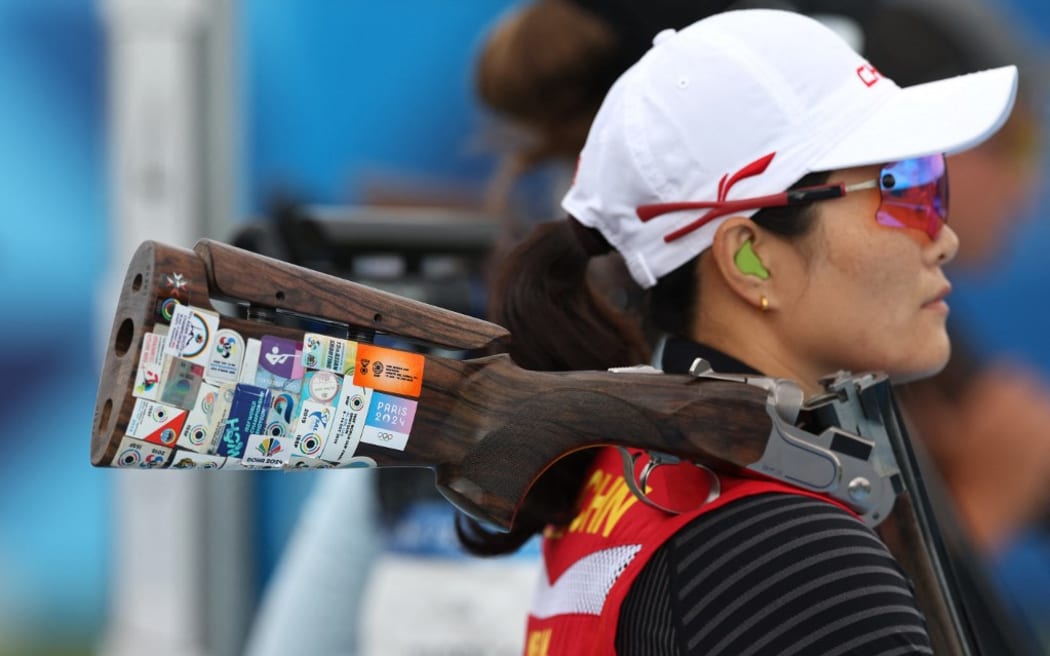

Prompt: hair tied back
xmin=569 ymin=217 xmax=613 ymax=257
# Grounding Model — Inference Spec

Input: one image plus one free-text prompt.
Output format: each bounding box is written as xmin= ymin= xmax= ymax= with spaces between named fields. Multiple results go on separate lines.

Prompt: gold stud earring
xmin=760 ymin=295 xmax=769 ymax=312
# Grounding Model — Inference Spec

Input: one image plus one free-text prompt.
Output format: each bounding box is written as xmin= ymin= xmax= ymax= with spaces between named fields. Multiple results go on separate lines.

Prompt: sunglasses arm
xmin=637 ymin=182 xmax=862 ymax=243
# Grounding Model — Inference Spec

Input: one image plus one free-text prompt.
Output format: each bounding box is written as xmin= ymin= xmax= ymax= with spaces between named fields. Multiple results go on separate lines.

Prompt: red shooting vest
xmin=523 ymin=447 xmax=857 ymax=655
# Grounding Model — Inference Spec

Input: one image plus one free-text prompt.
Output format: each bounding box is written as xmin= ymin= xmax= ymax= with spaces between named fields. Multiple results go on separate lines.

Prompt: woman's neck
xmin=691 ymin=331 xmax=823 ymax=397
xmin=690 ymin=301 xmax=829 ymax=397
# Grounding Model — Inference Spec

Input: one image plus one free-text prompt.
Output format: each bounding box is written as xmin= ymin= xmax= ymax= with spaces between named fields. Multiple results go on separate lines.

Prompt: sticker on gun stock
xmin=360 ymin=392 xmax=418 ymax=452
xmin=217 ymin=384 xmax=272 ymax=459
xmin=158 ymin=298 xmax=181 ymax=323
xmin=264 ymin=391 xmax=298 ymax=438
xmin=321 ymin=384 xmax=374 ymax=464
xmin=176 ymin=382 xmax=220 ymax=452
xmin=291 ymin=400 xmax=335 ymax=458
xmin=170 ymin=450 xmax=225 ymax=469
xmin=352 ymin=344 xmax=425 ymax=398
xmin=255 ymin=335 xmax=304 ymax=394
xmin=294 ymin=370 xmax=342 ymax=411
xmin=164 ymin=304 xmax=220 ymax=366
xmin=287 ymin=371 xmax=343 ymax=459
xmin=203 ymin=383 xmax=237 ymax=454
xmin=288 ymin=455 xmax=331 ymax=469
xmin=159 ymin=357 xmax=205 ymax=410
xmin=240 ymin=338 xmax=261 ymax=384
xmin=242 ymin=434 xmax=292 ymax=468
xmin=133 ymin=330 xmax=169 ymax=401
xmin=206 ymin=328 xmax=245 ymax=385
xmin=126 ymin=399 xmax=187 ymax=447
xmin=113 ymin=436 xmax=172 ymax=468
xmin=302 ymin=333 xmax=356 ymax=375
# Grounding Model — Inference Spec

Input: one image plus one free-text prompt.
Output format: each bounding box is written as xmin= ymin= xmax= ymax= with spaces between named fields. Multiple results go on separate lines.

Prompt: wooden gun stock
xmin=92 ymin=239 xmax=769 ymax=531
xmin=194 ymin=239 xmax=508 ymax=352
xmin=92 ymin=239 xmax=995 ymax=655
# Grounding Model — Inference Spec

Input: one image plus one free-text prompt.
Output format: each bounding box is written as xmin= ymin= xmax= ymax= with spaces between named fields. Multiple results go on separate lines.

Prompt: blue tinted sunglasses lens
xmin=875 ymin=155 xmax=948 ymax=239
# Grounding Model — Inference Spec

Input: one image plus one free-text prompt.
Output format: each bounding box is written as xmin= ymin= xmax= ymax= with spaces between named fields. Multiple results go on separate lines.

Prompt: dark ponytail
xmin=456 ymin=219 xmax=649 ymax=555
xmin=492 ymin=219 xmax=648 ymax=371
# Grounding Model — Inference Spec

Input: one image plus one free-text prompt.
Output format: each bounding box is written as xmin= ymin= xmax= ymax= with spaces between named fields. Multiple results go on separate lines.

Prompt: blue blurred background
xmin=0 ymin=0 xmax=1047 ymax=654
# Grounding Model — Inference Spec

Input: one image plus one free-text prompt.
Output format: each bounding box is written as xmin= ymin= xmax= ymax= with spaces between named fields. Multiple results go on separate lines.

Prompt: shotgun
xmin=92 ymin=239 xmax=990 ymax=654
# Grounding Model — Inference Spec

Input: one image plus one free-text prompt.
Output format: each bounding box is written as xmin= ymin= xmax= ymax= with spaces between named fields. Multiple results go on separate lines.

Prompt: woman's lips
xmin=922 ymin=285 xmax=952 ymax=311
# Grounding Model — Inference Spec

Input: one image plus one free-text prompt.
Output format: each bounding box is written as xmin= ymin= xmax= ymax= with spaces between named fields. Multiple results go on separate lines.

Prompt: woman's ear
xmin=709 ymin=217 xmax=772 ymax=310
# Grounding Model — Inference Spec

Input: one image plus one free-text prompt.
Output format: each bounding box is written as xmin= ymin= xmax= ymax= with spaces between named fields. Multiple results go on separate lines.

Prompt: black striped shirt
xmin=616 ymin=493 xmax=932 ymax=655
xmin=624 ymin=337 xmax=934 ymax=655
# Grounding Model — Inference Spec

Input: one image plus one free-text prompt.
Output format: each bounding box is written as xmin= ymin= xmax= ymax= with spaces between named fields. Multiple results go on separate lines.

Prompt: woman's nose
xmin=929 ymin=224 xmax=960 ymax=266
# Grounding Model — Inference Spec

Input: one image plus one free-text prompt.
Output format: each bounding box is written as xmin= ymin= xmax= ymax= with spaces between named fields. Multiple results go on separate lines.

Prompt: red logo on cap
xmin=856 ymin=64 xmax=882 ymax=87
xmin=636 ymin=152 xmax=778 ymax=243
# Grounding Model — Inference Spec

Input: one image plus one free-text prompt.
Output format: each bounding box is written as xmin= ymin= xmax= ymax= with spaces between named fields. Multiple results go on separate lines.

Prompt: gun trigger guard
xmin=616 ymin=447 xmax=721 ymax=516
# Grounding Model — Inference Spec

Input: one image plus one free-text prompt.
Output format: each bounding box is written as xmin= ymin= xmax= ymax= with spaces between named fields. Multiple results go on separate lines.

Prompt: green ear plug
xmin=734 ymin=240 xmax=770 ymax=279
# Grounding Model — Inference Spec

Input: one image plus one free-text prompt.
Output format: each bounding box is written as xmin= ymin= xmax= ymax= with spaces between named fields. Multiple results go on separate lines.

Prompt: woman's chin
xmin=896 ymin=328 xmax=952 ymax=380
xmin=888 ymin=350 xmax=952 ymax=385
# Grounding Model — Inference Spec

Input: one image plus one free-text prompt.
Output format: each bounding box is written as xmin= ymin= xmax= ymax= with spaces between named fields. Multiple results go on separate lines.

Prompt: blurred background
xmin=0 ymin=0 xmax=1048 ymax=654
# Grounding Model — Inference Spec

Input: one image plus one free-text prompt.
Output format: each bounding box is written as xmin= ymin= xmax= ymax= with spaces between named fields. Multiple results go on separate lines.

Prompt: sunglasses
xmin=637 ymin=154 xmax=949 ymax=242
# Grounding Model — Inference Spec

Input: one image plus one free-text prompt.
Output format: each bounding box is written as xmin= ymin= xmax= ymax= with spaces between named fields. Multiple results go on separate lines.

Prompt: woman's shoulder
xmin=618 ymin=492 xmax=933 ymax=655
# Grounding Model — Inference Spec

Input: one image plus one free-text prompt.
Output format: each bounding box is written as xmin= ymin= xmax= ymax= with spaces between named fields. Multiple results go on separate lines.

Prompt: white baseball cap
xmin=562 ymin=9 xmax=1018 ymax=288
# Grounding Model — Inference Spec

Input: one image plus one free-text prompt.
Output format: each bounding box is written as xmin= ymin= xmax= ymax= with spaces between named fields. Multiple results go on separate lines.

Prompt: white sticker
xmin=163 ymin=304 xmax=221 ymax=365
xmin=306 ymin=370 xmax=342 ymax=405
xmin=361 ymin=427 xmax=409 ymax=451
xmin=113 ymin=436 xmax=172 ymax=468
xmin=126 ymin=399 xmax=187 ymax=447
xmin=133 ymin=331 xmax=168 ymax=401
xmin=240 ymin=338 xmax=261 ymax=384
xmin=242 ymin=434 xmax=292 ymax=468
xmin=176 ymin=382 xmax=221 ymax=452
xmin=321 ymin=384 xmax=374 ymax=464
xmin=360 ymin=392 xmax=417 ymax=452
xmin=292 ymin=400 xmax=336 ymax=458
xmin=206 ymin=328 xmax=245 ymax=385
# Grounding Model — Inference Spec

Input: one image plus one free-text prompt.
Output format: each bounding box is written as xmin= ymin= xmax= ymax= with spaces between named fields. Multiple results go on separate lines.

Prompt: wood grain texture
xmin=194 ymin=239 xmax=508 ymax=351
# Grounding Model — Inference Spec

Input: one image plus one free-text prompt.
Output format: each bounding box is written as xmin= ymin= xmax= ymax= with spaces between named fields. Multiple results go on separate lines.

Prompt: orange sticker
xmin=352 ymin=344 xmax=425 ymax=398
